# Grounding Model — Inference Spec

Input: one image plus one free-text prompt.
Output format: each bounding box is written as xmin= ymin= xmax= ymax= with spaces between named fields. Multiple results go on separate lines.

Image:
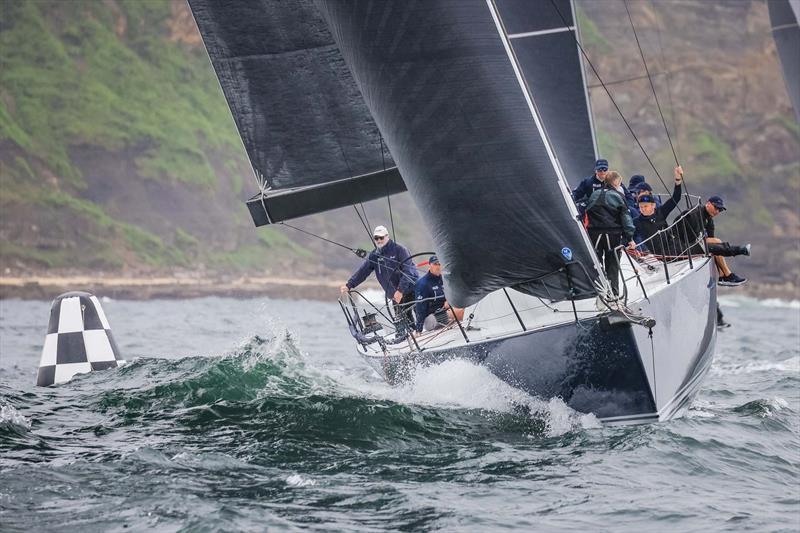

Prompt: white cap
xmin=373 ymin=225 xmax=390 ymax=237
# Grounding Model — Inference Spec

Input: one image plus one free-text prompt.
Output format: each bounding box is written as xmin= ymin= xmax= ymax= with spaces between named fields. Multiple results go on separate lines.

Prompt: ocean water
xmin=0 ymin=295 xmax=798 ymax=532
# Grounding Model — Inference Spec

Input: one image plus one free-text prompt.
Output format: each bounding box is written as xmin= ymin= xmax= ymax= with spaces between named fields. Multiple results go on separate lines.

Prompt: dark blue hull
xmin=367 ymin=258 xmax=717 ymax=423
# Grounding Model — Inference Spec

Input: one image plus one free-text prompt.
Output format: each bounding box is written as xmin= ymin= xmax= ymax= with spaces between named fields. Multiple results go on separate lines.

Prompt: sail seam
xmin=771 ymin=22 xmax=799 ymax=31
xmin=508 ymin=26 xmax=575 ymax=39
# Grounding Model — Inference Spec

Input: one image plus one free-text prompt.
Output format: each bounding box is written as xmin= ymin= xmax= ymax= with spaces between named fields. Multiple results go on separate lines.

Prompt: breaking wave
xmin=19 ymin=331 xmax=594 ymax=459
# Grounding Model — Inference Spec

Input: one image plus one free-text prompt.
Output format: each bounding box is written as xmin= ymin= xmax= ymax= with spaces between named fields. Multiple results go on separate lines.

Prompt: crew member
xmin=634 ymin=166 xmax=684 ymax=253
xmin=340 ymin=225 xmax=419 ymax=330
xmin=694 ymin=196 xmax=749 ymax=286
xmin=413 ymin=256 xmax=464 ymax=333
xmin=572 ymin=159 xmax=610 ymax=217
xmin=586 ymin=171 xmax=636 ymax=295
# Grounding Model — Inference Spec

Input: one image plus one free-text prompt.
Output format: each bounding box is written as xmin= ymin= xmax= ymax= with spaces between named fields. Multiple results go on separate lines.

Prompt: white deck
xmin=355 ymin=253 xmax=703 ymax=359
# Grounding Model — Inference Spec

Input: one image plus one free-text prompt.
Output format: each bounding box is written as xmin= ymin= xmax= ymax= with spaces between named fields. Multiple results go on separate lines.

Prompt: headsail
xmin=496 ymin=0 xmax=597 ymax=185
xmin=188 ymin=0 xmax=406 ymax=225
xmin=769 ymin=0 xmax=800 ymax=123
xmin=318 ymin=0 xmax=601 ymax=306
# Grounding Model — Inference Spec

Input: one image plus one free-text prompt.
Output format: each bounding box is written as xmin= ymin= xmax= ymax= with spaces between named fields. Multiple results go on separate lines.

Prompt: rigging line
xmin=279 ymin=221 xmax=417 ymax=284
xmin=546 ymin=0 xmax=671 ymax=196
xmin=352 ymin=205 xmax=374 ymax=246
xmin=650 ymin=0 xmax=683 ymax=162
xmin=623 ymin=0 xmax=680 ymax=168
xmin=280 ymin=221 xmax=363 ymax=255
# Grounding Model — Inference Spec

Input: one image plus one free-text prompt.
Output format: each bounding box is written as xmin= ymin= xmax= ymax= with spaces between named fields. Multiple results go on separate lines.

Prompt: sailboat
xmin=188 ymin=0 xmax=717 ymax=424
xmin=769 ymin=0 xmax=800 ymax=123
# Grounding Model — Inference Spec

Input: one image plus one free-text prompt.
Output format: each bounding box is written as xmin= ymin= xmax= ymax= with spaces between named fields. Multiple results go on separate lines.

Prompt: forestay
xmin=769 ymin=0 xmax=800 ymax=123
xmin=188 ymin=0 xmax=406 ymax=225
xmin=318 ymin=0 xmax=601 ymax=307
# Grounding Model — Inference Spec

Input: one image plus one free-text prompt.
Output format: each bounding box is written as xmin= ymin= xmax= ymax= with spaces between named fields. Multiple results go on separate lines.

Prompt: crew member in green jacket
xmin=586 ymin=171 xmax=636 ymax=296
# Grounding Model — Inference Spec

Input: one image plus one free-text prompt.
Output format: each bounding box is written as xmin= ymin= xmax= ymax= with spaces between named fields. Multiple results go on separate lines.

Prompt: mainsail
xmin=318 ymin=0 xmax=601 ymax=306
xmin=769 ymin=0 xmax=800 ymax=124
xmin=188 ymin=0 xmax=406 ymax=225
xmin=190 ymin=0 xmax=603 ymax=306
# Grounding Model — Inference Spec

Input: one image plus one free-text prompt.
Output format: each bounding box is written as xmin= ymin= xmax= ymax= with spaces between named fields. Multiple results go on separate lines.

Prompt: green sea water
xmin=1 ymin=296 xmax=798 ymax=531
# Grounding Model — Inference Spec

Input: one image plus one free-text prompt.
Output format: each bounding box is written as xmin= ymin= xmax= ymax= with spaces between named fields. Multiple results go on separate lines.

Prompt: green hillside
xmin=0 ymin=0 xmax=798 ymax=293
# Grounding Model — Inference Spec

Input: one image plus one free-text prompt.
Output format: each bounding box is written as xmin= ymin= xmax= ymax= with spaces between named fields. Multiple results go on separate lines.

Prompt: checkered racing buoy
xmin=36 ymin=291 xmax=125 ymax=386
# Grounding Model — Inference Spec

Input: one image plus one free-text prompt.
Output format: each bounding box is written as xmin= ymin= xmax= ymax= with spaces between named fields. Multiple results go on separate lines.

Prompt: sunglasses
xmin=597 ymin=168 xmax=608 ymax=172
xmin=373 ymin=235 xmax=386 ymax=241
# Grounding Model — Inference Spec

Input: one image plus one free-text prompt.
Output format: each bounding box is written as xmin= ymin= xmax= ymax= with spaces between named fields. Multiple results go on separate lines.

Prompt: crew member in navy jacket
xmin=340 ymin=225 xmax=418 ymax=330
xmin=413 ymin=255 xmax=464 ymax=333
xmin=572 ymin=158 xmax=609 ymax=217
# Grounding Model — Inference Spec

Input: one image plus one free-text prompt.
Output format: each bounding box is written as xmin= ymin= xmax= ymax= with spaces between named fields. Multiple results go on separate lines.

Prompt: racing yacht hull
xmin=360 ymin=257 xmax=717 ymax=424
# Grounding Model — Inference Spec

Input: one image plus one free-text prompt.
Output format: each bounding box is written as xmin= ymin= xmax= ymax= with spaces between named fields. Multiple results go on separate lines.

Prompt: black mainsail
xmin=318 ymin=0 xmax=601 ymax=306
xmin=188 ymin=0 xmax=406 ymax=225
xmin=769 ymin=0 xmax=800 ymax=123
xmin=189 ymin=0 xmax=603 ymax=307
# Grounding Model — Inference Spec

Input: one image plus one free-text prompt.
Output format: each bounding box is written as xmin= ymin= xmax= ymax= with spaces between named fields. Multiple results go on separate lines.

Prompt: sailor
xmin=628 ymin=174 xmax=646 ymax=192
xmin=572 ymin=158 xmax=609 ymax=217
xmin=340 ymin=225 xmax=419 ymax=329
xmin=586 ymin=171 xmax=636 ymax=295
xmin=413 ymin=255 xmax=464 ymax=333
xmin=634 ymin=182 xmax=662 ymax=207
xmin=694 ymin=196 xmax=749 ymax=286
xmin=634 ymin=166 xmax=684 ymax=254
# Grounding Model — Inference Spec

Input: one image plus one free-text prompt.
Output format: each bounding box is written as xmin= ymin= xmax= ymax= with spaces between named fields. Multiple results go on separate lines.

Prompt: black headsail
xmin=318 ymin=0 xmax=602 ymax=307
xmin=769 ymin=0 xmax=800 ymax=124
xmin=495 ymin=0 xmax=597 ymax=185
xmin=187 ymin=0 xmax=406 ymax=225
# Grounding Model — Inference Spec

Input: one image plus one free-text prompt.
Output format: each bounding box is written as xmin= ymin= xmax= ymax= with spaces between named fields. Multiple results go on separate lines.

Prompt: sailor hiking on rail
xmin=341 ymin=225 xmax=419 ymax=332
xmin=690 ymin=196 xmax=750 ymax=286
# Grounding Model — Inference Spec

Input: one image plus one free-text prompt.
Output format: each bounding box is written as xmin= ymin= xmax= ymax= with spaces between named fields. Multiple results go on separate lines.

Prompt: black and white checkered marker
xmin=36 ymin=291 xmax=125 ymax=386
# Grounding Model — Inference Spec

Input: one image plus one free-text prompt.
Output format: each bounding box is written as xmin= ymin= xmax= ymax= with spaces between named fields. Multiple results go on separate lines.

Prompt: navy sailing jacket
xmin=346 ymin=240 xmax=418 ymax=298
xmin=571 ymin=174 xmax=604 ymax=215
xmin=414 ymin=271 xmax=446 ymax=332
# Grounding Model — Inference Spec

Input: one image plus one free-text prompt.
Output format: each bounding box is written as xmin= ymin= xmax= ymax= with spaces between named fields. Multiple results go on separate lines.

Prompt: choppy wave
xmin=2 ymin=295 xmax=799 ymax=532
xmin=0 ymin=403 xmax=31 ymax=433
xmin=719 ymin=295 xmax=800 ymax=309
xmin=733 ymin=397 xmax=791 ymax=418
xmin=711 ymin=355 xmax=800 ymax=376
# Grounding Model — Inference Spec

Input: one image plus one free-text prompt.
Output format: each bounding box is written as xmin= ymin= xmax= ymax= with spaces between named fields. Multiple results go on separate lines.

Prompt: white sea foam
xmin=351 ymin=359 xmax=599 ymax=436
xmin=286 ymin=474 xmax=316 ymax=487
xmin=754 ymin=397 xmax=790 ymax=418
xmin=0 ymin=403 xmax=32 ymax=431
xmin=711 ymin=355 xmax=800 ymax=376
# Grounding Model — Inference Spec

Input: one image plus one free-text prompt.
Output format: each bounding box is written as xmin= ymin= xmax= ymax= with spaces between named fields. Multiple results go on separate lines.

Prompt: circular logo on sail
xmin=561 ymin=247 xmax=573 ymax=261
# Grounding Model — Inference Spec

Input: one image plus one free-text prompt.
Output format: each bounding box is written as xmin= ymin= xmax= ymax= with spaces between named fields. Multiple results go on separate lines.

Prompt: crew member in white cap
xmin=340 ymin=225 xmax=419 ymax=333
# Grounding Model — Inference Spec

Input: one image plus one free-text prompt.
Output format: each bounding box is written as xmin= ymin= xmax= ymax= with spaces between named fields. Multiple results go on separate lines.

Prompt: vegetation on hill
xmin=0 ymin=0 xmax=798 ymax=293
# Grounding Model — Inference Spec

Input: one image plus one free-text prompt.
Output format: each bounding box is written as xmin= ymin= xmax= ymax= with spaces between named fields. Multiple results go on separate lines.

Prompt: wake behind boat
xmin=188 ymin=0 xmax=724 ymax=424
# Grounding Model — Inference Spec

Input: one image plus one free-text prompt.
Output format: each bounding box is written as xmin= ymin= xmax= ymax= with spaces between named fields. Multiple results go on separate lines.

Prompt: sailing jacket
xmin=634 ymin=183 xmax=682 ymax=253
xmin=586 ymin=186 xmax=636 ymax=239
xmin=346 ymin=239 xmax=418 ymax=298
xmin=572 ymin=174 xmax=604 ymax=216
xmin=414 ymin=271 xmax=446 ymax=332
xmin=573 ymin=174 xmax=636 ymax=217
